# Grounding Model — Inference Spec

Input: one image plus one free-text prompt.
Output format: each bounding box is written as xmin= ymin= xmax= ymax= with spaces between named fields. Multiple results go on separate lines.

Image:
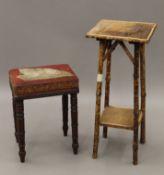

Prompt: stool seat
xmin=9 ymin=64 xmax=79 ymax=98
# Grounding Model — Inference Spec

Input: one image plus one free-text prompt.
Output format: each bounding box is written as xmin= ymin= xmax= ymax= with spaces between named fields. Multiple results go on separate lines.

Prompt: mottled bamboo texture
xmin=133 ymin=43 xmax=140 ymax=165
xmin=103 ymin=41 xmax=112 ymax=138
xmin=15 ymin=99 xmax=26 ymax=162
xmin=119 ymin=41 xmax=134 ymax=64
xmin=92 ymin=40 xmax=106 ymax=159
xmin=71 ymin=93 xmax=79 ymax=154
xmin=92 ymin=39 xmax=147 ymax=164
xmin=140 ymin=44 xmax=146 ymax=144
xmin=62 ymin=94 xmax=68 ymax=136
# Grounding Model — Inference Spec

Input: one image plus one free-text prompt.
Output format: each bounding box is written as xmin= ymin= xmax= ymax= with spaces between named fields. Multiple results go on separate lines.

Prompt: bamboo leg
xmin=92 ymin=40 xmax=106 ymax=159
xmin=15 ymin=99 xmax=26 ymax=163
xmin=133 ymin=43 xmax=140 ymax=165
xmin=12 ymin=98 xmax=18 ymax=143
xmin=71 ymin=93 xmax=79 ymax=154
xmin=103 ymin=41 xmax=112 ymax=138
xmin=62 ymin=94 xmax=68 ymax=136
xmin=140 ymin=44 xmax=146 ymax=144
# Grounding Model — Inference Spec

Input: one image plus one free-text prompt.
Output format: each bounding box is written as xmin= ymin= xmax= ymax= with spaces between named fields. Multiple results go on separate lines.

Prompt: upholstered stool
xmin=9 ymin=64 xmax=79 ymax=162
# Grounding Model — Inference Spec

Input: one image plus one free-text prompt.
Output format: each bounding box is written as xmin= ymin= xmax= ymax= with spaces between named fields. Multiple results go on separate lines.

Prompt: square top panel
xmin=86 ymin=19 xmax=157 ymax=43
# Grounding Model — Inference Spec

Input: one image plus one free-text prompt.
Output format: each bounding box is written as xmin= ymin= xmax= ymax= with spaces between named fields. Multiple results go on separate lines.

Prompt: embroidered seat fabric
xmin=9 ymin=64 xmax=79 ymax=97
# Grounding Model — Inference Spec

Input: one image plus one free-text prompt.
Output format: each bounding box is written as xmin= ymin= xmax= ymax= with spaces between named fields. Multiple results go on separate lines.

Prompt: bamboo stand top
xmin=86 ymin=19 xmax=157 ymax=43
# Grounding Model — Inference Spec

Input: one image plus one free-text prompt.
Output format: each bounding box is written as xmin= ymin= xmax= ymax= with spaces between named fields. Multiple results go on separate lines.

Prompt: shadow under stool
xmin=9 ymin=64 xmax=79 ymax=162
xmin=86 ymin=19 xmax=157 ymax=165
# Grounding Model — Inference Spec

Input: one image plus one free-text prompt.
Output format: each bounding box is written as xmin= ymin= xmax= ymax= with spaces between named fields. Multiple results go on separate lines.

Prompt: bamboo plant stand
xmin=86 ymin=19 xmax=156 ymax=165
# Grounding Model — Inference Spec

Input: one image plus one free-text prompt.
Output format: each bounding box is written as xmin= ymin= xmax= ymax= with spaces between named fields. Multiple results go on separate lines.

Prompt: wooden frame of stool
xmin=9 ymin=64 xmax=79 ymax=163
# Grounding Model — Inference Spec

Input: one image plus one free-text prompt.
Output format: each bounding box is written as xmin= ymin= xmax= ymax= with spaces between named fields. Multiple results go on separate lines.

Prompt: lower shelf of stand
xmin=100 ymin=106 xmax=143 ymax=130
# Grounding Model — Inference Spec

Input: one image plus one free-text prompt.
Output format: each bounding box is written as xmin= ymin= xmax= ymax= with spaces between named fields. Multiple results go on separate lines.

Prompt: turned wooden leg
xmin=62 ymin=94 xmax=68 ymax=136
xmin=15 ymin=99 xmax=26 ymax=163
xmin=103 ymin=41 xmax=112 ymax=138
xmin=12 ymin=98 xmax=18 ymax=143
xmin=103 ymin=127 xmax=108 ymax=138
xmin=92 ymin=40 xmax=106 ymax=158
xmin=140 ymin=44 xmax=146 ymax=144
xmin=133 ymin=43 xmax=140 ymax=165
xmin=70 ymin=93 xmax=79 ymax=154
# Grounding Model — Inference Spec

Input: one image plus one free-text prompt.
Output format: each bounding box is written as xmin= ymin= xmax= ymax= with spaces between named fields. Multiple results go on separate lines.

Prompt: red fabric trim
xmin=9 ymin=64 xmax=78 ymax=87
